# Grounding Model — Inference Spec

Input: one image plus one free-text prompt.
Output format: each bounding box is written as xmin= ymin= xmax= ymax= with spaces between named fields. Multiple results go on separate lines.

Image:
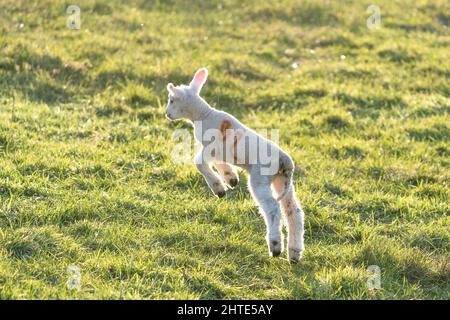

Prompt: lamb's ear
xmin=167 ymin=83 xmax=175 ymax=95
xmin=189 ymin=68 xmax=208 ymax=94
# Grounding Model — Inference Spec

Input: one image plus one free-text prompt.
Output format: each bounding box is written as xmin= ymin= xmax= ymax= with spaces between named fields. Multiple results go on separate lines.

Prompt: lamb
xmin=165 ymin=67 xmax=305 ymax=262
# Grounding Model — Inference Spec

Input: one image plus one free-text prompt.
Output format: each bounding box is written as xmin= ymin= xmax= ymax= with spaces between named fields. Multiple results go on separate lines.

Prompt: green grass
xmin=0 ymin=0 xmax=449 ymax=299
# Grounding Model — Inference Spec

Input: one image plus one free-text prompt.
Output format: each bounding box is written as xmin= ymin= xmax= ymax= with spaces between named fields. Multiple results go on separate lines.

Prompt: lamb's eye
xmin=170 ymin=99 xmax=174 ymax=104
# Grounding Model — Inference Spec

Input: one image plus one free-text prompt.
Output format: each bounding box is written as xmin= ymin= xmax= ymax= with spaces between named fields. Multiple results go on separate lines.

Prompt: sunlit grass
xmin=0 ymin=0 xmax=448 ymax=299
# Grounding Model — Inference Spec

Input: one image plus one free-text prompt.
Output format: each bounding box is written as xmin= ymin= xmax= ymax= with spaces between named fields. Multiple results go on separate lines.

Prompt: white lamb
xmin=166 ymin=68 xmax=305 ymax=262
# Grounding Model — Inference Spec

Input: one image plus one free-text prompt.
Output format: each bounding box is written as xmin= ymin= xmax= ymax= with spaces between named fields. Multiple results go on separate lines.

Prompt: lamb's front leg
xmin=214 ymin=162 xmax=239 ymax=188
xmin=195 ymin=149 xmax=227 ymax=198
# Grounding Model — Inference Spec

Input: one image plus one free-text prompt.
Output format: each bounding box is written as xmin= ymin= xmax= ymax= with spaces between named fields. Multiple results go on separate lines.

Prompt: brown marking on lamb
xmin=232 ymin=130 xmax=242 ymax=163
xmin=221 ymin=121 xmax=243 ymax=163
xmin=220 ymin=120 xmax=241 ymax=163
xmin=220 ymin=120 xmax=232 ymax=141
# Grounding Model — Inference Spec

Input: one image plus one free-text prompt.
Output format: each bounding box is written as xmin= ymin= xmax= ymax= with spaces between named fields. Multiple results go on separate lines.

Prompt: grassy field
xmin=0 ymin=0 xmax=449 ymax=299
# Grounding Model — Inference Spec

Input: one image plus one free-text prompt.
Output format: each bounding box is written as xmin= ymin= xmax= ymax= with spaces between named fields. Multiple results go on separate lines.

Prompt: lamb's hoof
xmin=288 ymin=248 xmax=303 ymax=263
xmin=271 ymin=250 xmax=281 ymax=257
xmin=216 ymin=191 xmax=226 ymax=198
xmin=270 ymin=240 xmax=282 ymax=257
xmin=229 ymin=178 xmax=238 ymax=187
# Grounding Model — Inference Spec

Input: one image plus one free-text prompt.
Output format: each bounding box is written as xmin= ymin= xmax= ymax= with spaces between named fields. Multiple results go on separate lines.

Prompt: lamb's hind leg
xmin=273 ymin=176 xmax=305 ymax=263
xmin=248 ymin=170 xmax=283 ymax=257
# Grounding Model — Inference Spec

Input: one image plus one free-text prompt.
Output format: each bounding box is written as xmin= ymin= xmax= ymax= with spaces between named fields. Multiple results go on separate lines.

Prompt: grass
xmin=0 ymin=0 xmax=449 ymax=299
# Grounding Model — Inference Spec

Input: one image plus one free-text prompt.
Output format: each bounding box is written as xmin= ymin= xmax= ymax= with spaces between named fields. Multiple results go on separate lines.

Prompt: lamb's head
xmin=166 ymin=67 xmax=209 ymax=121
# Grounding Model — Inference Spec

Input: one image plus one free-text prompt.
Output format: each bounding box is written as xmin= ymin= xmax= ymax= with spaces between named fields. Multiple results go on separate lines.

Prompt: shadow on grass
xmin=407 ymin=124 xmax=449 ymax=142
xmin=0 ymin=44 xmax=89 ymax=104
xmin=336 ymin=93 xmax=405 ymax=119
xmin=241 ymin=88 xmax=327 ymax=114
xmin=377 ymin=48 xmax=421 ymax=63
xmin=248 ymin=3 xmax=339 ymax=27
xmin=0 ymin=42 xmax=224 ymax=107
xmin=354 ymin=240 xmax=448 ymax=287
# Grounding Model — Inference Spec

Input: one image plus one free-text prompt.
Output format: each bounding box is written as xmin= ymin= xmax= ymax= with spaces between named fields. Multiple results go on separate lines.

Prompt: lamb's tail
xmin=275 ymin=153 xmax=294 ymax=201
